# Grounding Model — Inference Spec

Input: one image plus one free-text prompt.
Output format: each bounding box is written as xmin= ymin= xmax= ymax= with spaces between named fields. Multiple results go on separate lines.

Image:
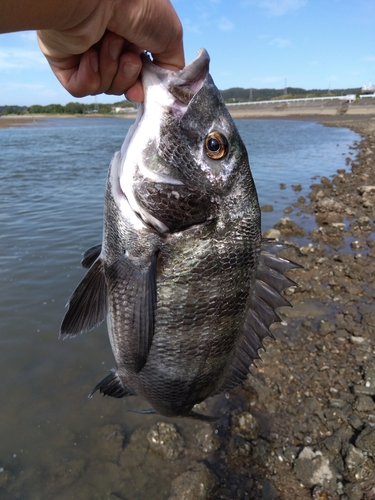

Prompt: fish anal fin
xmin=81 ymin=244 xmax=102 ymax=269
xmin=60 ymin=259 xmax=107 ymax=338
xmin=88 ymin=369 xmax=134 ymax=399
xmin=108 ymin=251 xmax=157 ymax=373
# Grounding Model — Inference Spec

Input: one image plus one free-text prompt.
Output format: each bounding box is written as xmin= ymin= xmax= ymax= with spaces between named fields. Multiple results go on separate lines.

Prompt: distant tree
xmin=28 ymin=104 xmax=45 ymax=113
xmin=64 ymin=102 xmax=85 ymax=114
xmin=43 ymin=104 xmax=64 ymax=114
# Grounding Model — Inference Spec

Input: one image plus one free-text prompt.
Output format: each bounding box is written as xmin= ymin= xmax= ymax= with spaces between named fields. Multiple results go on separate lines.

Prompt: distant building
xmin=112 ymin=106 xmax=136 ymax=113
xmin=361 ymin=83 xmax=375 ymax=94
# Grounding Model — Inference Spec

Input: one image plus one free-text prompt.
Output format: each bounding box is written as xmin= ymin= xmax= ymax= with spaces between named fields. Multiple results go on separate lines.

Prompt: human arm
xmin=0 ymin=0 xmax=184 ymax=101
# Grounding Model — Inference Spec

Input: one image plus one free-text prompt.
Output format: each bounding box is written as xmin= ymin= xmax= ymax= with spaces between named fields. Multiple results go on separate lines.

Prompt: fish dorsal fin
xmin=60 ymin=258 xmax=108 ymax=338
xmin=107 ymin=251 xmax=157 ymax=373
xmin=88 ymin=369 xmax=135 ymax=399
xmin=81 ymin=244 xmax=102 ymax=269
xmin=217 ymin=240 xmax=300 ymax=393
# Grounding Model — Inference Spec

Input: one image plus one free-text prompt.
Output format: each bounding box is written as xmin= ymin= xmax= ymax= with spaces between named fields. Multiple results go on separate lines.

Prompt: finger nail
xmin=109 ymin=39 xmax=123 ymax=61
xmin=123 ymin=62 xmax=139 ymax=78
xmin=90 ymin=52 xmax=99 ymax=73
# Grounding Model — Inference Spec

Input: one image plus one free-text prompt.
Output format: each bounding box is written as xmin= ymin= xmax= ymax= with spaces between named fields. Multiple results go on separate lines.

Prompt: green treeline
xmin=221 ymin=86 xmax=362 ymax=103
xmin=0 ymin=88 xmax=363 ymax=116
xmin=0 ymin=100 xmax=135 ymax=116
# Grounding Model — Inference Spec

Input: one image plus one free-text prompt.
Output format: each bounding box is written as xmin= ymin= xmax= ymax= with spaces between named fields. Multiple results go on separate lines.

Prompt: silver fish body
xmin=61 ymin=49 xmax=298 ymax=419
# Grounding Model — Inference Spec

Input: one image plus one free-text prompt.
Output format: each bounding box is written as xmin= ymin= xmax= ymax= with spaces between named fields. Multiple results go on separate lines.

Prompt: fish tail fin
xmin=88 ymin=369 xmax=134 ymax=399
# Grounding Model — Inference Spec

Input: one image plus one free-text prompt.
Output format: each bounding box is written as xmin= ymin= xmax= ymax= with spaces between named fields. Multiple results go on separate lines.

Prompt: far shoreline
xmin=1 ymin=102 xmax=375 ymax=130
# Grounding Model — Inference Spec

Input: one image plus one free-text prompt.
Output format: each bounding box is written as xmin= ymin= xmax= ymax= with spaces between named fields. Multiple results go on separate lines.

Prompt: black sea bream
xmin=61 ymin=49 xmax=298 ymax=419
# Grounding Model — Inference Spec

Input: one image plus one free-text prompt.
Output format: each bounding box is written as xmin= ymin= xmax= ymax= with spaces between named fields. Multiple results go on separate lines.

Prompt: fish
xmin=60 ymin=48 xmax=298 ymax=419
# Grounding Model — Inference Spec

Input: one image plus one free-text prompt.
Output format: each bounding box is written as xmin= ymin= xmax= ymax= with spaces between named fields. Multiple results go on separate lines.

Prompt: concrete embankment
xmin=228 ymin=98 xmax=375 ymax=120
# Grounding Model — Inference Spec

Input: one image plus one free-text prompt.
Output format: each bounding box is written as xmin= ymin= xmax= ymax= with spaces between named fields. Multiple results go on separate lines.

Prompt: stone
xmin=344 ymin=444 xmax=366 ymax=472
xmin=357 ymin=185 xmax=375 ymax=195
xmin=168 ymin=462 xmax=219 ymax=500
xmin=355 ymin=395 xmax=374 ymax=412
xmin=261 ymin=204 xmax=274 ymax=212
xmin=356 ymin=426 xmax=375 ymax=455
xmin=195 ymin=423 xmax=220 ymax=453
xmin=147 ymin=422 xmax=185 ymax=460
xmin=262 ymin=228 xmax=281 ymax=240
xmin=294 ymin=447 xmax=337 ymax=490
xmin=231 ymin=411 xmax=260 ymax=441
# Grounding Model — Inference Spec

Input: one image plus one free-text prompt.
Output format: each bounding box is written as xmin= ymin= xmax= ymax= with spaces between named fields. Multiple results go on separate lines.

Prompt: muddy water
xmin=0 ymin=118 xmax=359 ymax=498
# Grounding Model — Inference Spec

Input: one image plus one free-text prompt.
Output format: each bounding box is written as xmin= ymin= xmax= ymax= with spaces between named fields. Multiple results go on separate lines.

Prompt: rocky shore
xmin=204 ymin=116 xmax=375 ymax=499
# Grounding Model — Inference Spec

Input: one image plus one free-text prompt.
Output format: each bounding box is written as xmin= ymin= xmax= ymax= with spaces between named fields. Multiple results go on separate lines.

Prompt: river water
xmin=0 ymin=117 xmax=359 ymax=499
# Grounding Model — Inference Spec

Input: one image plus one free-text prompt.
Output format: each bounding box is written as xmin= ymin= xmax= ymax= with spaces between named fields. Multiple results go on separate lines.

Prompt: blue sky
xmin=0 ymin=0 xmax=374 ymax=106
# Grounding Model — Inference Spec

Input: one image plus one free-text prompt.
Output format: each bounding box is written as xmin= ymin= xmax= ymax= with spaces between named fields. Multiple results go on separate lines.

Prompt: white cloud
xmin=362 ymin=55 xmax=375 ymax=63
xmin=218 ymin=16 xmax=234 ymax=31
xmin=269 ymin=37 xmax=291 ymax=48
xmin=0 ymin=48 xmax=47 ymax=70
xmin=246 ymin=0 xmax=307 ymax=16
xmin=183 ymin=17 xmax=202 ymax=34
xmin=255 ymin=76 xmax=284 ymax=84
xmin=259 ymin=34 xmax=291 ymax=48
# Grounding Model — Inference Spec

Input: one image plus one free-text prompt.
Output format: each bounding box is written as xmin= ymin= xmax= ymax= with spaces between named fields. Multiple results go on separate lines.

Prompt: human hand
xmin=36 ymin=0 xmax=184 ymax=101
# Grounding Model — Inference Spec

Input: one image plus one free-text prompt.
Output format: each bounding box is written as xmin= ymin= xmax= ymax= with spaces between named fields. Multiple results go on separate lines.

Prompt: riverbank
xmin=208 ymin=116 xmax=375 ymax=499
xmin=2 ymin=99 xmax=374 ymax=128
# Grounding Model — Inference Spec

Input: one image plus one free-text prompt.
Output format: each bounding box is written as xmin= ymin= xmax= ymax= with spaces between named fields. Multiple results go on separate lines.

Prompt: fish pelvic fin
xmin=81 ymin=244 xmax=102 ymax=269
xmin=187 ymin=411 xmax=219 ymax=422
xmin=60 ymin=258 xmax=107 ymax=338
xmin=218 ymin=239 xmax=301 ymax=393
xmin=107 ymin=251 xmax=157 ymax=373
xmin=88 ymin=369 xmax=135 ymax=399
xmin=128 ymin=408 xmax=156 ymax=415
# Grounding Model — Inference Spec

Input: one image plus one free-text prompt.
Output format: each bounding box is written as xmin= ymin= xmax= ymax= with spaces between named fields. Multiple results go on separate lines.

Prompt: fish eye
xmin=204 ymin=131 xmax=228 ymax=160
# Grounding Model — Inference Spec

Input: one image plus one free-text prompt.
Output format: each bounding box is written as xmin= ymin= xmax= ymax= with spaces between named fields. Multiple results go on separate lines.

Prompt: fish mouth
xmin=141 ymin=48 xmax=210 ymax=105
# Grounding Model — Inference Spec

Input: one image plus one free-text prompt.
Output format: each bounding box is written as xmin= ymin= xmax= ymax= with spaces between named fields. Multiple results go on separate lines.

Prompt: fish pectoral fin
xmin=108 ymin=251 xmax=157 ymax=373
xmin=60 ymin=258 xmax=107 ymax=338
xmin=81 ymin=244 xmax=102 ymax=269
xmin=88 ymin=369 xmax=135 ymax=399
xmin=217 ymin=240 xmax=301 ymax=393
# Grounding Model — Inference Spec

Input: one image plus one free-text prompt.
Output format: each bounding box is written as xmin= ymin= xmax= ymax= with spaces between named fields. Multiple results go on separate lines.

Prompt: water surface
xmin=0 ymin=117 xmax=359 ymax=498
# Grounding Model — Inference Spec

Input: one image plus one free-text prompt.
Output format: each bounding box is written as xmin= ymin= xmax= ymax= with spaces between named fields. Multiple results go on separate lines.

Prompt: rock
xmin=261 ymin=204 xmax=273 ymax=212
xmin=318 ymin=320 xmax=336 ymax=336
xmin=356 ymin=426 xmax=375 ymax=455
xmin=348 ymin=414 xmax=363 ymax=430
xmin=344 ymin=444 xmax=366 ymax=472
xmin=312 ymin=485 xmax=335 ymax=500
xmin=262 ymin=228 xmax=281 ymax=240
xmin=315 ymin=198 xmax=345 ymax=213
xmin=355 ymin=395 xmax=374 ymax=412
xmin=231 ymin=411 xmax=260 ymax=441
xmin=294 ymin=447 xmax=337 ymax=490
xmin=357 ymin=185 xmax=375 ymax=195
xmin=168 ymin=462 xmax=219 ymax=500
xmin=354 ymin=383 xmax=375 ymax=397
xmin=147 ymin=422 xmax=185 ymax=460
xmin=357 ymin=216 xmax=371 ymax=226
xmin=195 ymin=423 xmax=220 ymax=453
xmin=292 ymin=184 xmax=302 ymax=191
xmin=300 ymin=243 xmax=315 ymax=255
xmin=274 ymin=217 xmax=305 ymax=237
xmin=283 ymin=206 xmax=293 ymax=214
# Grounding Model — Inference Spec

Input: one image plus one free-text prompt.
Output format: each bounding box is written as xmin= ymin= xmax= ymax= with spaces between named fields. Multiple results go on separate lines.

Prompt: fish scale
xmin=61 ymin=48 xmax=299 ymax=419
